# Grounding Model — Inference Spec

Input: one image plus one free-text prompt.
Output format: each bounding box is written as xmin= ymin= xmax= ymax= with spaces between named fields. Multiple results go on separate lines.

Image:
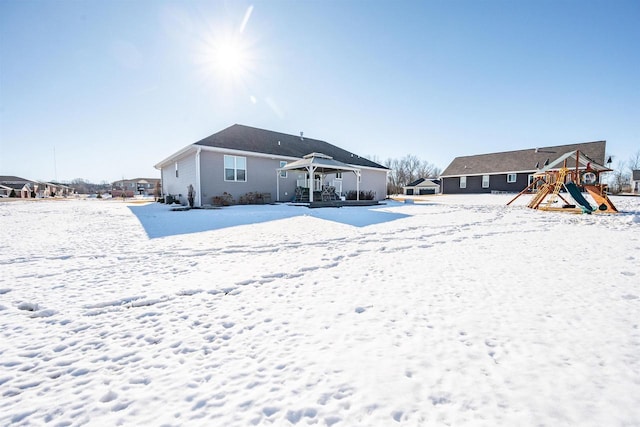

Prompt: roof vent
xmin=300 ymin=131 xmax=304 ymax=141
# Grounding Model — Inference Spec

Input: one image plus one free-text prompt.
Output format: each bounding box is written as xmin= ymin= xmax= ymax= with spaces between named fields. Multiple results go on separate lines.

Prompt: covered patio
xmin=276 ymin=152 xmax=363 ymax=204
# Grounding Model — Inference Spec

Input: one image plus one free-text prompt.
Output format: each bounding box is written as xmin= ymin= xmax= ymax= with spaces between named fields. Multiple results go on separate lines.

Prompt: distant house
xmin=403 ymin=178 xmax=440 ymax=195
xmin=0 ymin=184 xmax=11 ymax=197
xmin=0 ymin=176 xmax=35 ymax=198
xmin=0 ymin=176 xmax=72 ymax=198
xmin=439 ymin=141 xmax=607 ymax=194
xmin=631 ymin=170 xmax=640 ymax=194
xmin=37 ymin=182 xmax=72 ymax=197
xmin=154 ymin=124 xmax=388 ymax=206
xmin=112 ymin=178 xmax=161 ymax=198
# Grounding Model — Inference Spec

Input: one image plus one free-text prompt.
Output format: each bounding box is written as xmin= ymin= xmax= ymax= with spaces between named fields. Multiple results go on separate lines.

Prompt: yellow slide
xmin=584 ymin=185 xmax=618 ymax=213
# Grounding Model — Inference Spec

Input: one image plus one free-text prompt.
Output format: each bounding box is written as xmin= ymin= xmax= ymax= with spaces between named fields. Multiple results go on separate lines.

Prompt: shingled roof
xmin=0 ymin=176 xmax=32 ymax=183
xmin=193 ymin=124 xmax=387 ymax=169
xmin=440 ymin=141 xmax=606 ymax=177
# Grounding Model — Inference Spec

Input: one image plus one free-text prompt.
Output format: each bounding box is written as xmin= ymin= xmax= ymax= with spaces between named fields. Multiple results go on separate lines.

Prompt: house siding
xmin=161 ymin=152 xmax=198 ymax=205
xmin=442 ymin=173 xmax=530 ymax=194
xmin=350 ymin=168 xmax=387 ymax=201
xmin=199 ymin=151 xmax=298 ymax=203
xmin=198 ymin=152 xmax=387 ymax=203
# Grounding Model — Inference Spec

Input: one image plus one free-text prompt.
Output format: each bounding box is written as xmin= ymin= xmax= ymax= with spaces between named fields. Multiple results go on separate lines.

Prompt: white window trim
xmin=224 ymin=155 xmax=247 ymax=182
xmin=279 ymin=161 xmax=287 ymax=178
xmin=482 ymin=175 xmax=489 ymax=188
xmin=460 ymin=176 xmax=467 ymax=189
xmin=507 ymin=173 xmax=517 ymax=183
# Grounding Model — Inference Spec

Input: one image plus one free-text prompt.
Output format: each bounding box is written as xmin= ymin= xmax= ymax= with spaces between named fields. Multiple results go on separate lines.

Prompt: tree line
xmin=608 ymin=150 xmax=640 ymax=194
xmin=384 ymin=154 xmax=441 ymax=195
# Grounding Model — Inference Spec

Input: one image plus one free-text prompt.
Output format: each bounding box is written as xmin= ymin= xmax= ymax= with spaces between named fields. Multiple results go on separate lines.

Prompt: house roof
xmin=0 ymin=176 xmax=32 ymax=184
xmin=2 ymin=182 xmax=31 ymax=190
xmin=405 ymin=178 xmax=440 ymax=187
xmin=440 ymin=141 xmax=606 ymax=177
xmin=191 ymin=124 xmax=387 ymax=170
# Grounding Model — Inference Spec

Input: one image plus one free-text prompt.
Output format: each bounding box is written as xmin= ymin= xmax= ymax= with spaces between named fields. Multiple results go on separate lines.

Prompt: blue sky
xmin=1 ymin=0 xmax=638 ymax=183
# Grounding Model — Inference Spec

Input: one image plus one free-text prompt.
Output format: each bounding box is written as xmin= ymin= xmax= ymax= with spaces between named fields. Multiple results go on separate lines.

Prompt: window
xmin=175 ymin=162 xmax=179 ymax=178
xmin=460 ymin=176 xmax=467 ymax=188
xmin=279 ymin=161 xmax=287 ymax=178
xmin=335 ymin=172 xmax=343 ymax=180
xmin=507 ymin=173 xmax=517 ymax=183
xmin=528 ymin=174 xmax=535 ymax=186
xmin=224 ymin=155 xmax=247 ymax=182
xmin=482 ymin=175 xmax=490 ymax=188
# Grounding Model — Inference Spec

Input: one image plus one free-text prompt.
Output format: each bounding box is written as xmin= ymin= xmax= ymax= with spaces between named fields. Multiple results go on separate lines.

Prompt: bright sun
xmin=212 ymin=37 xmax=248 ymax=79
xmin=194 ymin=6 xmax=258 ymax=98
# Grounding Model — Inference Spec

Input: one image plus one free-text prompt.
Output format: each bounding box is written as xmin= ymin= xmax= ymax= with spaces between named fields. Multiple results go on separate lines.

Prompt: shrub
xmin=187 ymin=184 xmax=195 ymax=207
xmin=212 ymin=192 xmax=234 ymax=206
xmin=238 ymin=192 xmax=269 ymax=205
xmin=345 ymin=190 xmax=376 ymax=200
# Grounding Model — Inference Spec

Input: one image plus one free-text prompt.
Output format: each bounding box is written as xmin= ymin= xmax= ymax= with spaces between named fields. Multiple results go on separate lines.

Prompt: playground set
xmin=507 ymin=150 xmax=618 ymax=214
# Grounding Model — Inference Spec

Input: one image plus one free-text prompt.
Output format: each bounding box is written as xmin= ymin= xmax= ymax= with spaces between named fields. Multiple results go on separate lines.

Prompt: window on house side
xmin=460 ymin=176 xmax=467 ymax=188
xmin=482 ymin=175 xmax=490 ymax=188
xmin=336 ymin=172 xmax=343 ymax=180
xmin=507 ymin=174 xmax=517 ymax=183
xmin=175 ymin=162 xmax=179 ymax=178
xmin=279 ymin=161 xmax=287 ymax=178
xmin=224 ymin=155 xmax=247 ymax=182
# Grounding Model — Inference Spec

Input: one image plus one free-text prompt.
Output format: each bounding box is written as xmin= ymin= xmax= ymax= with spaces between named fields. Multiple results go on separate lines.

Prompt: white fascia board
xmin=154 ymin=145 xmax=199 ymax=169
xmin=355 ymin=164 xmax=388 ymax=172
xmin=197 ymin=145 xmax=301 ymax=162
xmin=440 ymin=170 xmax=538 ymax=178
xmin=156 ymin=144 xmax=388 ymax=171
xmin=198 ymin=145 xmax=387 ymax=171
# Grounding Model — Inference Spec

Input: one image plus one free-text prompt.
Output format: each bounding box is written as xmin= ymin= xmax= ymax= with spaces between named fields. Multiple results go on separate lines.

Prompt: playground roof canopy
xmin=536 ymin=150 xmax=612 ymax=175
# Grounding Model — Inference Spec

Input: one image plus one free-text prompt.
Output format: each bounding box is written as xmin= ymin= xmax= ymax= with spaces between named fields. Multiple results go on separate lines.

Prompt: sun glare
xmin=194 ymin=5 xmax=259 ymax=96
xmin=212 ymin=37 xmax=248 ymax=78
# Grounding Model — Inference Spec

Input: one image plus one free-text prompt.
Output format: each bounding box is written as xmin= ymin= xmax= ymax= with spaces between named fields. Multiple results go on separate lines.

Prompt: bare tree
xmin=629 ymin=150 xmax=640 ymax=171
xmin=385 ymin=155 xmax=441 ymax=195
xmin=609 ymin=160 xmax=630 ymax=194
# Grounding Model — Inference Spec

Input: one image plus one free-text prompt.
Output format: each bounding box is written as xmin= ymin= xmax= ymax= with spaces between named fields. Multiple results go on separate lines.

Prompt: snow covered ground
xmin=1 ymin=195 xmax=639 ymax=426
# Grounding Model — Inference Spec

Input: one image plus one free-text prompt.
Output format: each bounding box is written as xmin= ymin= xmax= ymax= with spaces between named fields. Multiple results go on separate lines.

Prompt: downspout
xmin=195 ymin=147 xmax=202 ymax=207
xmin=276 ymin=169 xmax=280 ymax=202
xmin=160 ymin=168 xmax=165 ymax=199
xmin=356 ymin=170 xmax=360 ymax=200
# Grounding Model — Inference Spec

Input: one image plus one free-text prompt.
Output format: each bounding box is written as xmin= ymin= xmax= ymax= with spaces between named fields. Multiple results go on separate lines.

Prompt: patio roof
xmin=277 ymin=152 xmax=362 ymax=174
xmin=276 ymin=153 xmax=361 ymax=202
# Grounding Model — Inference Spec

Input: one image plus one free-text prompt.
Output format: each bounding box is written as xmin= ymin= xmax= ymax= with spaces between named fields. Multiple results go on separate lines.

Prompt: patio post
xmin=307 ymin=165 xmax=317 ymax=202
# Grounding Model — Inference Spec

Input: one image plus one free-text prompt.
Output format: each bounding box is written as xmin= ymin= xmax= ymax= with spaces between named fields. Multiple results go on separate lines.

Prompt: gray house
xmin=439 ymin=141 xmax=607 ymax=194
xmin=154 ymin=124 xmax=389 ymax=206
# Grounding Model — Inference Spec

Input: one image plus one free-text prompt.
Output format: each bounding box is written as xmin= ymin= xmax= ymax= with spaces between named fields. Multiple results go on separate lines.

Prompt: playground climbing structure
xmin=507 ymin=150 xmax=618 ymax=214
